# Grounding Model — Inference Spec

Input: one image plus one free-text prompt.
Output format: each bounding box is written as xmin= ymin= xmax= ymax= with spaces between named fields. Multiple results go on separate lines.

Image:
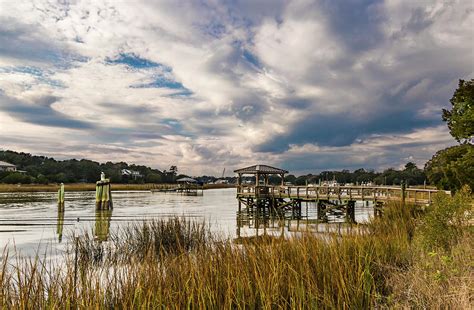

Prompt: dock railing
xmin=237 ymin=185 xmax=448 ymax=205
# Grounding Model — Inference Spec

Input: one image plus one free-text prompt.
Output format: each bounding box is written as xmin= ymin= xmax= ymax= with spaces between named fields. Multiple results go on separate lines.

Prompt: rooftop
xmin=234 ymin=164 xmax=288 ymax=175
xmin=0 ymin=161 xmax=15 ymax=167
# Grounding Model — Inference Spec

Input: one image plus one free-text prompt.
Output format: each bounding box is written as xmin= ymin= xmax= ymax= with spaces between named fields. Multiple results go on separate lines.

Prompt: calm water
xmin=0 ymin=188 xmax=374 ymax=257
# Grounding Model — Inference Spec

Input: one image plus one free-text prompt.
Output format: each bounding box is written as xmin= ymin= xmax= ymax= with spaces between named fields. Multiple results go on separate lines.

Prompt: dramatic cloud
xmin=0 ymin=0 xmax=472 ymax=175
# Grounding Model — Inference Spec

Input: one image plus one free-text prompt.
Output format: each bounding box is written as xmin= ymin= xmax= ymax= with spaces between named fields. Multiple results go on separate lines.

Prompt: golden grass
xmin=1 ymin=191 xmax=472 ymax=309
xmin=0 ymin=183 xmax=235 ymax=192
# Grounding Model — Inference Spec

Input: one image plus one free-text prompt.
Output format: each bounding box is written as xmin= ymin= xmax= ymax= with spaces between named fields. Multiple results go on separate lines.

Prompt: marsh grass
xmin=0 ymin=183 xmax=176 ymax=193
xmin=0 ymin=183 xmax=234 ymax=193
xmin=1 ymin=190 xmax=472 ymax=309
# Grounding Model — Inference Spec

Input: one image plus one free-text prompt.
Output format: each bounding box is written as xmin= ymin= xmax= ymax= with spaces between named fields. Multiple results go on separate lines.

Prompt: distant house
xmin=0 ymin=161 xmax=16 ymax=172
xmin=213 ymin=179 xmax=229 ymax=184
xmin=121 ymin=169 xmax=143 ymax=179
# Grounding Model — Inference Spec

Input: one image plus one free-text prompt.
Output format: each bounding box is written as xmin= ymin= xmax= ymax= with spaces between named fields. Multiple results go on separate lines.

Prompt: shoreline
xmin=0 ymin=183 xmax=236 ymax=192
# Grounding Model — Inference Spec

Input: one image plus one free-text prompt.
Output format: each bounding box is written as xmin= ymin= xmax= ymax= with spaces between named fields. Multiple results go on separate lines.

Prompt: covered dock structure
xmin=235 ymin=164 xmax=446 ymax=223
xmin=176 ymin=177 xmax=203 ymax=196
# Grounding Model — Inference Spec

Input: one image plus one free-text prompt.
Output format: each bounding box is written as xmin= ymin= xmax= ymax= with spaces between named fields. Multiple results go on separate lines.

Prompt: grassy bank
xmin=0 ymin=183 xmax=235 ymax=192
xmin=1 ymin=188 xmax=472 ymax=308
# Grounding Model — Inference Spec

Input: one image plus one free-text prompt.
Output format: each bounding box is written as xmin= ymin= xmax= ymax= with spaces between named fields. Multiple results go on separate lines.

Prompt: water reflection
xmin=56 ymin=210 xmax=65 ymax=243
xmin=0 ymin=189 xmax=375 ymax=255
xmin=94 ymin=210 xmax=113 ymax=242
xmin=236 ymin=207 xmax=305 ymax=239
xmin=236 ymin=201 xmax=375 ymax=239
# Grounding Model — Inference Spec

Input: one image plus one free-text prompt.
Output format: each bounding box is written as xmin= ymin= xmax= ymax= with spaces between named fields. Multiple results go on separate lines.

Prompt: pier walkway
xmin=234 ymin=164 xmax=450 ymax=223
xmin=237 ymin=184 xmax=446 ymax=206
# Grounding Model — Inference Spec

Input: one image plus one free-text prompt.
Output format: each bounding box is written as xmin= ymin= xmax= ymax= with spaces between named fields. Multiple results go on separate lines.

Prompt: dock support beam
xmin=317 ymin=201 xmax=327 ymax=222
xmin=347 ymin=200 xmax=356 ymax=223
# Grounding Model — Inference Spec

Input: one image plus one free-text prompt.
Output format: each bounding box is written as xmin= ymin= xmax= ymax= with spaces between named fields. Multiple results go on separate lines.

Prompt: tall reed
xmin=1 ymin=191 xmax=472 ymax=309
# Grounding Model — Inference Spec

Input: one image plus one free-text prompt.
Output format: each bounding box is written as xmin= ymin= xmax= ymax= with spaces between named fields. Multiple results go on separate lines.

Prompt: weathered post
xmin=401 ymin=180 xmax=406 ymax=207
xmin=96 ymin=172 xmax=113 ymax=210
xmin=346 ymin=200 xmax=356 ymax=223
xmin=374 ymin=201 xmax=384 ymax=217
xmin=57 ymin=183 xmax=65 ymax=211
xmin=57 ymin=208 xmax=64 ymax=242
xmin=317 ymin=201 xmax=327 ymax=223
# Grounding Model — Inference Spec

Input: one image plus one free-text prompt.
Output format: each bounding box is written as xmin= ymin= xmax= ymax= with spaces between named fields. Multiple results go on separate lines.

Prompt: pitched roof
xmin=234 ymin=164 xmax=288 ymax=174
xmin=0 ymin=161 xmax=15 ymax=167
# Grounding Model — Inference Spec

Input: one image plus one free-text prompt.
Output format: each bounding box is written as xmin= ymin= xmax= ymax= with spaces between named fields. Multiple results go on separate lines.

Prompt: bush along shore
xmin=1 ymin=188 xmax=472 ymax=308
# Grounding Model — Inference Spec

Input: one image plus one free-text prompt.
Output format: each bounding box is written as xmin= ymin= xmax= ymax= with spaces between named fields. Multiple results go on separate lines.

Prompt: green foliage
xmin=425 ymin=144 xmax=474 ymax=192
xmin=35 ymin=174 xmax=49 ymax=184
xmin=442 ymin=79 xmax=474 ymax=143
xmin=0 ymin=172 xmax=34 ymax=184
xmin=0 ymin=150 xmax=166 ymax=184
xmin=145 ymin=173 xmax=162 ymax=183
xmin=373 ymin=162 xmax=426 ymax=186
xmin=279 ymin=165 xmax=426 ymax=186
xmin=418 ymin=186 xmax=473 ymax=251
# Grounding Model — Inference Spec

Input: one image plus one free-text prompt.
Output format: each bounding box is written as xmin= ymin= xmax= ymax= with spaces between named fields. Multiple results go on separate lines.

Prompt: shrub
xmin=418 ymin=185 xmax=473 ymax=251
xmin=1 ymin=172 xmax=32 ymax=184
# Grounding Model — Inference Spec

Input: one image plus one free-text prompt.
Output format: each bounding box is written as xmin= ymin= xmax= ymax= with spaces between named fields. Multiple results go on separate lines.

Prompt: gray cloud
xmin=0 ymin=93 xmax=94 ymax=129
xmin=0 ymin=17 xmax=72 ymax=64
xmin=318 ymin=0 xmax=385 ymax=52
xmin=0 ymin=0 xmax=471 ymax=175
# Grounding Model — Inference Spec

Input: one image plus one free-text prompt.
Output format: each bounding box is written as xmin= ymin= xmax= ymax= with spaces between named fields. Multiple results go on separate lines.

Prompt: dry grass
xmin=0 ymin=183 xmax=182 ymax=192
xmin=0 ymin=191 xmax=472 ymax=309
xmin=0 ymin=183 xmax=235 ymax=192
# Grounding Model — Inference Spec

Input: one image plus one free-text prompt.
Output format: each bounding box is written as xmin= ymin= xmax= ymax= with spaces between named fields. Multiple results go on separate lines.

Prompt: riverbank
xmin=1 ymin=187 xmax=472 ymax=308
xmin=0 ymin=183 xmax=235 ymax=192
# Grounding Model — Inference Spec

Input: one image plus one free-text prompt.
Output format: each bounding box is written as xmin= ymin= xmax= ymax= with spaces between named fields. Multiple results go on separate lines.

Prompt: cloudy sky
xmin=0 ymin=0 xmax=472 ymax=176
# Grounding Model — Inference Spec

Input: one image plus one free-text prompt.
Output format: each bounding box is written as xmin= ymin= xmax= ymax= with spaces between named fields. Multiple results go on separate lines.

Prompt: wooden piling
xmin=57 ymin=209 xmax=64 ymax=243
xmin=96 ymin=175 xmax=113 ymax=210
xmin=401 ymin=181 xmax=406 ymax=207
xmin=57 ymin=183 xmax=65 ymax=211
xmin=346 ymin=200 xmax=356 ymax=223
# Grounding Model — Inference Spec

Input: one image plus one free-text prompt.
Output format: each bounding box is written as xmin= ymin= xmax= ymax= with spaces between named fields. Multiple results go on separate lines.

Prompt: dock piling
xmin=57 ymin=183 xmax=65 ymax=211
xmin=96 ymin=172 xmax=113 ymax=210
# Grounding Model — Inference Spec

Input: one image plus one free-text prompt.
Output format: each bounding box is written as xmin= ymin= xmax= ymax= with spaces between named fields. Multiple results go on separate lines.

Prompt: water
xmin=0 ymin=189 xmax=374 ymax=257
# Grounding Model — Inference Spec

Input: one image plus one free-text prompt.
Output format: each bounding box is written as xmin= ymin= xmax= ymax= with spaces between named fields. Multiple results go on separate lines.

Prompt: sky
xmin=0 ymin=0 xmax=472 ymax=176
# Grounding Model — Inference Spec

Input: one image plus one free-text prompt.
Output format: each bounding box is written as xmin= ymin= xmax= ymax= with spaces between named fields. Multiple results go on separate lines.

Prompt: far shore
xmin=0 ymin=183 xmax=236 ymax=193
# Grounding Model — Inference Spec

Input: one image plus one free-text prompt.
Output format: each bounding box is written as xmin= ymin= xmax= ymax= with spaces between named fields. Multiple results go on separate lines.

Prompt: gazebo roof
xmin=234 ymin=164 xmax=288 ymax=175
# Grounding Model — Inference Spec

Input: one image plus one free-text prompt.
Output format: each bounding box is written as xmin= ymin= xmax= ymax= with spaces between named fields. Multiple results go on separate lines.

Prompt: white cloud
xmin=0 ymin=0 xmax=471 ymax=175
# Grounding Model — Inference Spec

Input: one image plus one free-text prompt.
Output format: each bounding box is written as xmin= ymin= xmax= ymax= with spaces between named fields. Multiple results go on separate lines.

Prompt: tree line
xmin=0 ymin=150 xmax=178 ymax=184
xmin=0 ymin=149 xmax=427 ymax=186
xmin=278 ymin=162 xmax=426 ymax=186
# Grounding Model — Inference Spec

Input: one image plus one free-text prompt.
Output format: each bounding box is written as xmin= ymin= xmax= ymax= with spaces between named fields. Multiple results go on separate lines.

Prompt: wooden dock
xmin=234 ymin=164 xmax=450 ymax=224
xmin=237 ymin=184 xmax=446 ymax=206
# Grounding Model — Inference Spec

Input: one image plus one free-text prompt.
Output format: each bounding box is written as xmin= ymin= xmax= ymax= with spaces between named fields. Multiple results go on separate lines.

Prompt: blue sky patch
xmin=166 ymin=89 xmax=194 ymax=98
xmin=133 ymin=77 xmax=184 ymax=89
xmin=242 ymin=49 xmax=261 ymax=69
xmin=0 ymin=66 xmax=64 ymax=88
xmin=106 ymin=53 xmax=169 ymax=70
xmin=131 ymin=74 xmax=193 ymax=96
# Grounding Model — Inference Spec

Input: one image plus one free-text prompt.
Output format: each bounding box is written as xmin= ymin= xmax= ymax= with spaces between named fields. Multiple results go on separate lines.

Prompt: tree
xmin=425 ymin=80 xmax=474 ymax=192
xmin=442 ymin=79 xmax=474 ymax=143
xmin=146 ymin=173 xmax=162 ymax=183
xmin=169 ymin=166 xmax=178 ymax=175
xmin=1 ymin=172 xmax=32 ymax=184
xmin=425 ymin=144 xmax=473 ymax=192
xmin=404 ymin=162 xmax=417 ymax=171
